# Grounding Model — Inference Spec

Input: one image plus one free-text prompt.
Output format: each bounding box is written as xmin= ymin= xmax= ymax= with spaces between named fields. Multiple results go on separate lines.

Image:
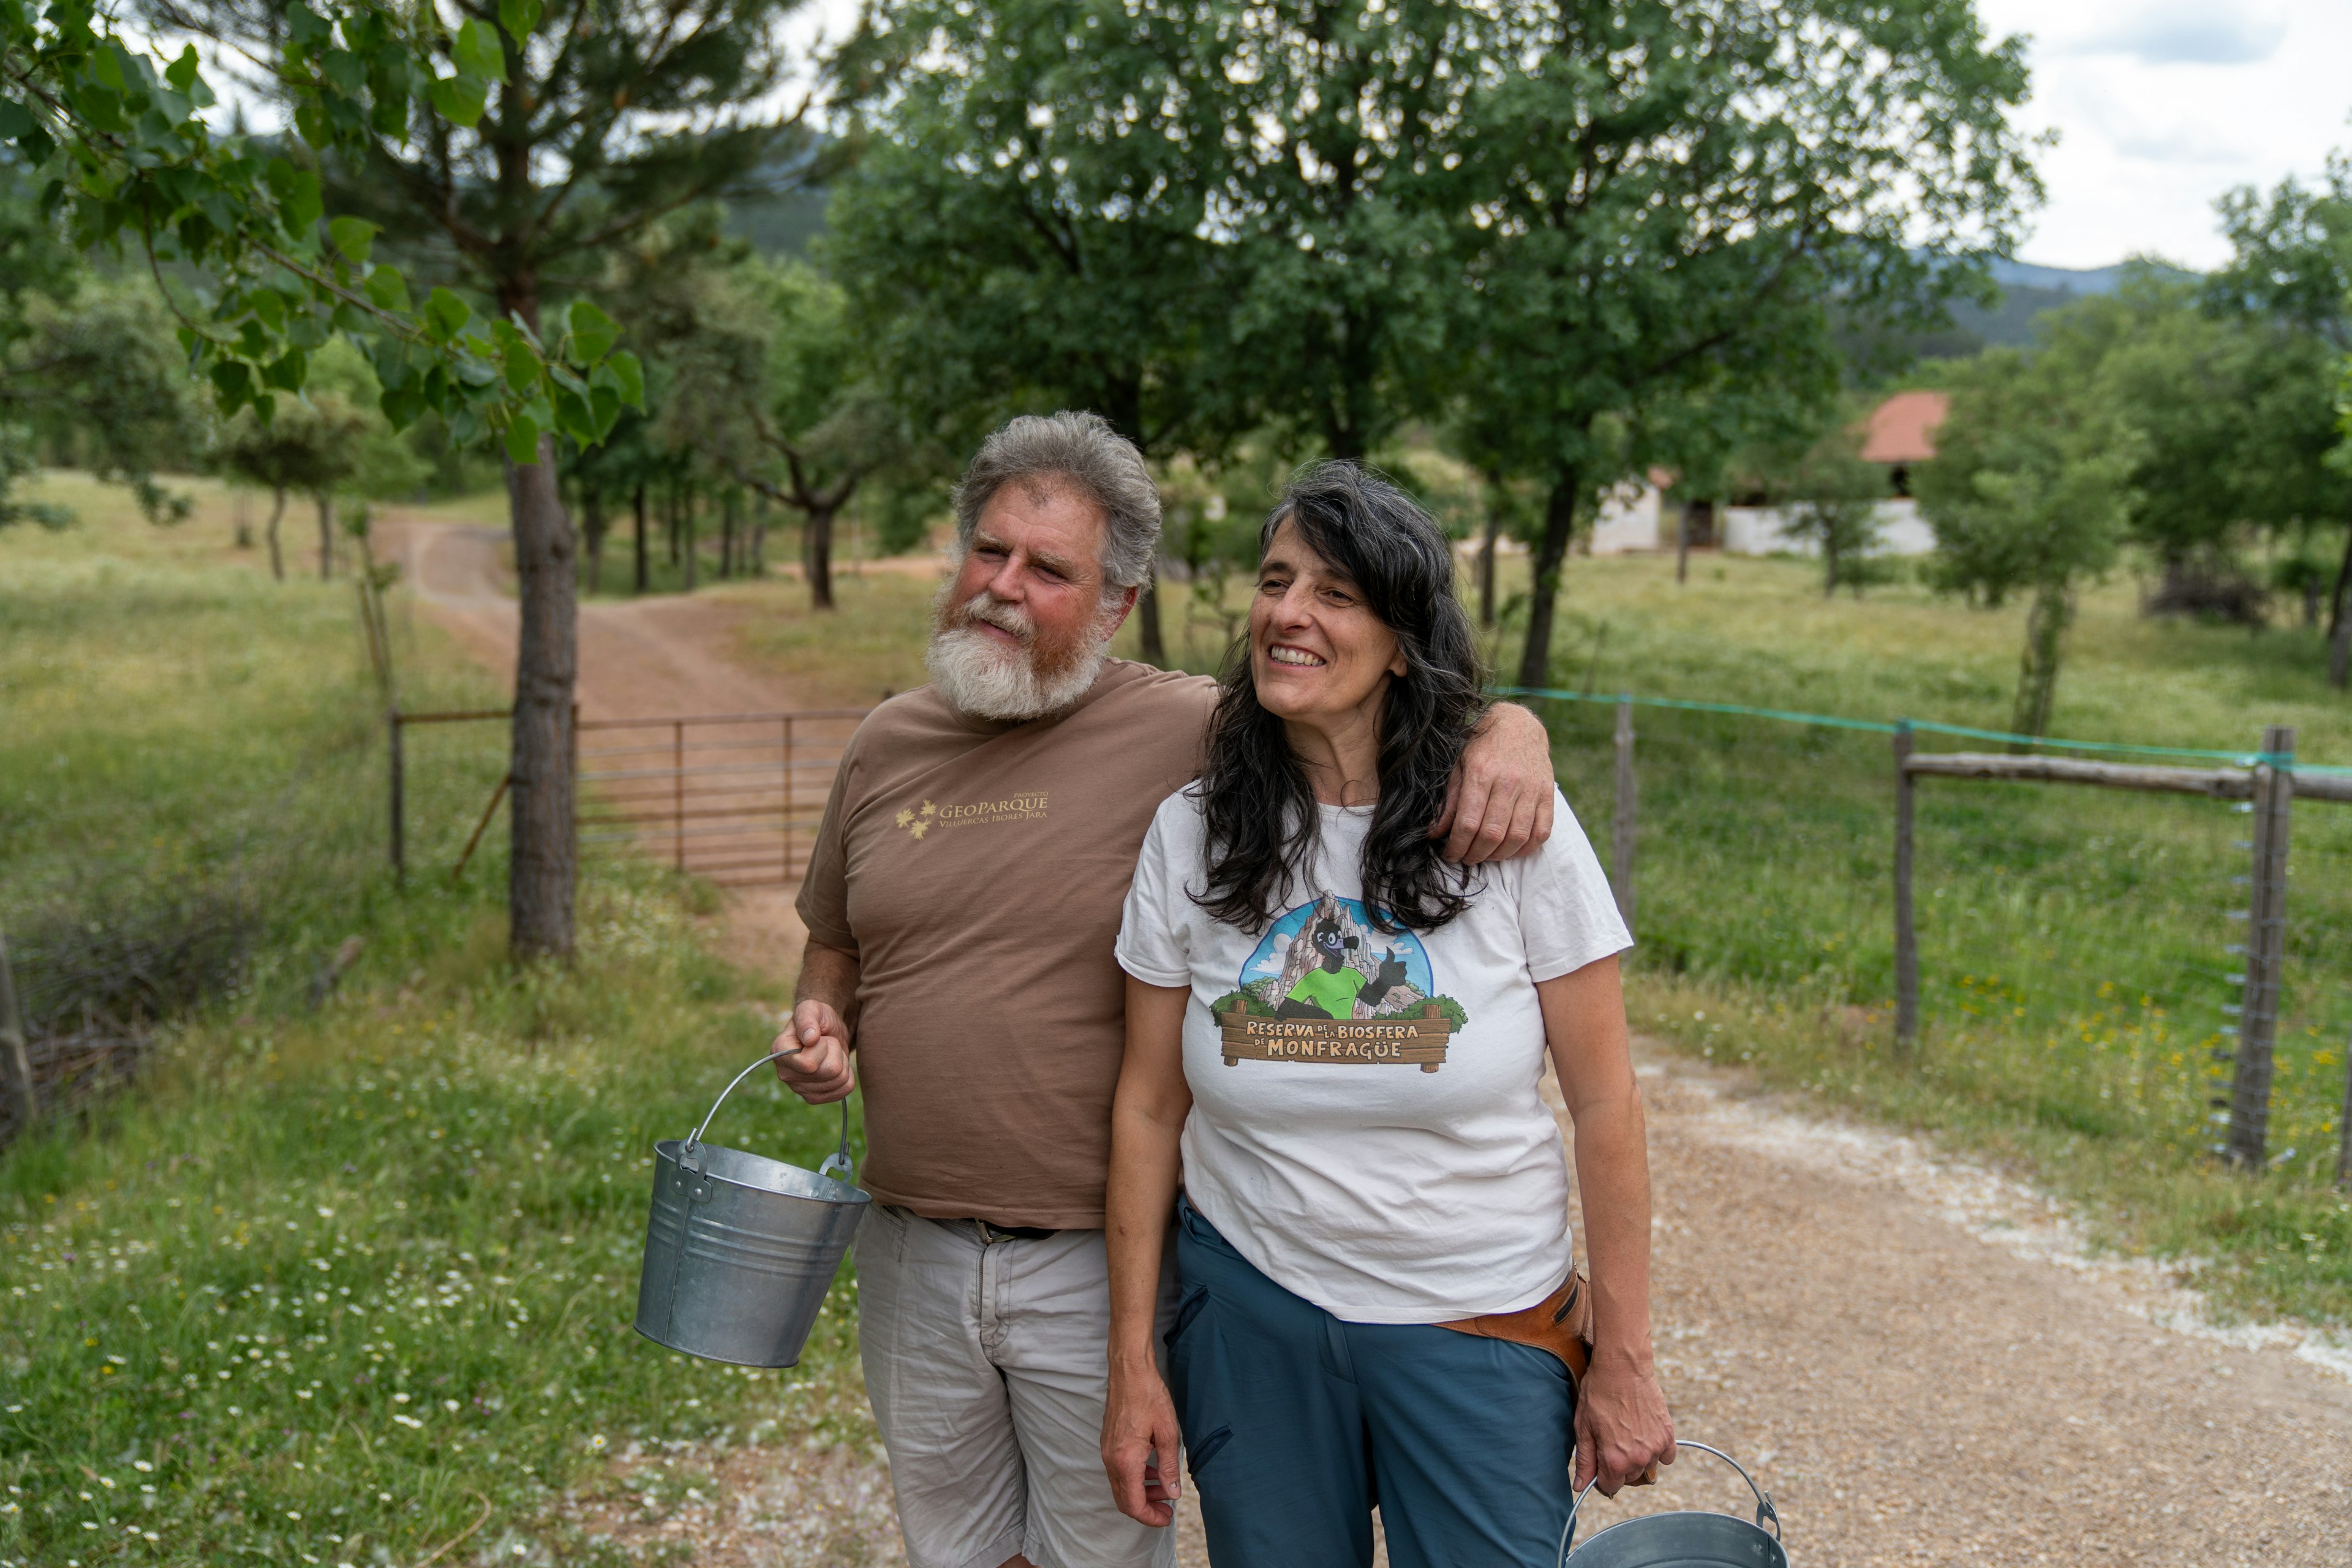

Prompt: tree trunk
xmin=1137 ymin=575 xmax=1167 ymax=666
xmin=582 ymin=491 xmax=606 ymax=597
xmin=505 ymin=438 xmax=578 ymax=960
xmin=266 ymin=489 xmax=287 ymax=581
xmin=720 ymin=489 xmax=739 ymax=580
xmin=316 ymin=494 xmax=334 ymax=581
xmin=1822 ymin=532 xmax=1838 ymax=598
xmin=666 ymin=484 xmax=681 ymax=566
xmin=0 ymin=929 xmax=38 ymax=1139
xmin=1477 ymin=507 xmax=1500 ymax=628
xmin=805 ymin=502 xmax=837 ymax=610
xmin=752 ymin=491 xmax=770 ymax=575
xmin=2010 ymin=579 xmax=2074 ymax=744
xmin=2329 ymin=519 xmax=2352 ymax=688
xmin=233 ymin=489 xmax=252 ymax=549
xmin=1676 ymin=500 xmax=1692 ymax=585
xmin=682 ymin=496 xmax=698 ymax=592
xmin=632 ymin=483 xmax=649 ymax=595
xmin=1515 ymin=464 xmax=1584 ymax=689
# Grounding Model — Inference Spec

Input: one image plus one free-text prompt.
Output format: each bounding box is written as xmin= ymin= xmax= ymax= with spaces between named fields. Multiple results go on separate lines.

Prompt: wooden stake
xmin=2335 ymin=1016 xmax=2352 ymax=1190
xmin=2225 ymin=725 xmax=2294 ymax=1169
xmin=0 ymin=932 xmax=36 ymax=1137
xmin=1611 ymin=698 xmax=1637 ymax=934
xmin=1894 ymin=720 xmax=1918 ymax=1050
xmin=388 ymin=707 xmax=405 ymax=888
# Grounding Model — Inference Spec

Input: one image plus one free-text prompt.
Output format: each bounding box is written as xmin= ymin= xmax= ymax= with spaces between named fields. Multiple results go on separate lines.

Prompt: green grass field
xmin=1 ymin=476 xmax=869 ymax=1568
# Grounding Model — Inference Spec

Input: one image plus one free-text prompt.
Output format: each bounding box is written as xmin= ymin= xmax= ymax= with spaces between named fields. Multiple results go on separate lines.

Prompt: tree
xmin=831 ymin=0 xmax=1249 ymax=662
xmin=1777 ymin=424 xmax=1891 ymax=598
xmin=9 ymin=0 xmax=634 ymax=475
xmin=1210 ymin=0 xmax=1462 ymax=462
xmin=2205 ymin=162 xmax=2352 ymax=676
xmin=0 ymin=166 xmax=205 ymax=526
xmin=215 ymin=394 xmax=367 ymax=578
xmin=0 ymin=278 xmax=205 ymax=524
xmin=7 ymin=0 xmax=644 ymax=970
xmin=1440 ymin=0 xmax=2038 ymax=688
xmin=152 ymin=0 xmax=812 ymax=958
xmin=213 ymin=339 xmax=424 ymax=579
xmin=657 ymin=255 xmax=900 ymax=609
xmin=1914 ymin=347 xmax=2138 ymax=739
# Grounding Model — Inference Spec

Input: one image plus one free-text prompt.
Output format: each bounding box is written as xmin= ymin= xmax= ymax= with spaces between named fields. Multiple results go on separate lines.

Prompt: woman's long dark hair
xmin=1192 ymin=461 xmax=1489 ymax=934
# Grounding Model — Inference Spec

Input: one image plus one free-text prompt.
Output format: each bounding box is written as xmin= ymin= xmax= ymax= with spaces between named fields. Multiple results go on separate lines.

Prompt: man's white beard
xmin=925 ymin=589 xmax=1112 ymax=723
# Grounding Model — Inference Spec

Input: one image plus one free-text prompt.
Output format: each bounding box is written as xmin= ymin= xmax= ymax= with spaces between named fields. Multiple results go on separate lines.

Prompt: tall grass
xmin=1 ymin=476 xmax=870 ymax=1567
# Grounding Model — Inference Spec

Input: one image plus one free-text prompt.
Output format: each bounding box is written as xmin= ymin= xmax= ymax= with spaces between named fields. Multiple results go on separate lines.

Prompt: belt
xmin=1436 ymin=1266 xmax=1593 ymax=1387
xmin=945 ymin=1218 xmax=1061 ymax=1245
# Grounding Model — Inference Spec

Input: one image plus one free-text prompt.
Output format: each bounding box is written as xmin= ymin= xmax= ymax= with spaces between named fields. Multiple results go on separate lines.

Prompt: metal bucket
xmin=1558 ymin=1442 xmax=1787 ymax=1568
xmin=634 ymin=1048 xmax=870 ymax=1368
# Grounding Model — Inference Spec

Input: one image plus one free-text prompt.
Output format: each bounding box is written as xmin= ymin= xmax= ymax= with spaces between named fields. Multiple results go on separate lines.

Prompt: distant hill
xmin=721 ymin=139 xmax=834 ymax=258
xmin=726 ymin=184 xmax=829 ymax=257
xmin=1860 ymin=256 xmax=2204 ymax=364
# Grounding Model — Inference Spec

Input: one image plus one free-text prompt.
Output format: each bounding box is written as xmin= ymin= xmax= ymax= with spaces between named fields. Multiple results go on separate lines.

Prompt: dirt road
xmin=392 ymin=525 xmax=2351 ymax=1566
xmin=388 ymin=516 xmax=824 ymax=970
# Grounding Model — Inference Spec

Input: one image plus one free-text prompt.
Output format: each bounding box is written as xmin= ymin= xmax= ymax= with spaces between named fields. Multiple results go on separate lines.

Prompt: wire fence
xmin=1502 ymin=685 xmax=2352 ymax=1187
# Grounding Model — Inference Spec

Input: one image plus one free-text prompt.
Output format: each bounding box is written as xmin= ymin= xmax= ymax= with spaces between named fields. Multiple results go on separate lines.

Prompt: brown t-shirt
xmin=796 ymin=659 xmax=1219 ymax=1229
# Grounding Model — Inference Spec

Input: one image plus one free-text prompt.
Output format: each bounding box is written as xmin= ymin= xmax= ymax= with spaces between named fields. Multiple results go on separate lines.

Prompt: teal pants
xmin=1167 ymin=1197 xmax=1577 ymax=1568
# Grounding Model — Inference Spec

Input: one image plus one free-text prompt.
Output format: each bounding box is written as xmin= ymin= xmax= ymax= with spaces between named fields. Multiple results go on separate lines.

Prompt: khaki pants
xmin=854 ymin=1205 xmax=1178 ymax=1568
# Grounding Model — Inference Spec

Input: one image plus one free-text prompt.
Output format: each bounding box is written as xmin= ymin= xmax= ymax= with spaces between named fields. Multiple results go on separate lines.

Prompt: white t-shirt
xmin=1115 ymin=785 xmax=1631 ymax=1324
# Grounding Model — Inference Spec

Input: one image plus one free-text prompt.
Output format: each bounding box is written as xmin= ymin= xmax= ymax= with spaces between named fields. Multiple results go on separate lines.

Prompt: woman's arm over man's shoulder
xmin=1436 ymin=701 xmax=1556 ymax=864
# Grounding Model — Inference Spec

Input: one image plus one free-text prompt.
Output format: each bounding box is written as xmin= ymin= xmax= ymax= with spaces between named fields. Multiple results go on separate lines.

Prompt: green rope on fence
xmin=1494 ymin=685 xmax=1901 ymax=736
xmin=1491 ymin=685 xmax=2328 ymax=770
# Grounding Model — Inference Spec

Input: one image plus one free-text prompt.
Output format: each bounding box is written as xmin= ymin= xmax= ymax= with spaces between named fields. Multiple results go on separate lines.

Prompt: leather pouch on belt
xmin=1434 ymin=1265 xmax=1593 ymax=1388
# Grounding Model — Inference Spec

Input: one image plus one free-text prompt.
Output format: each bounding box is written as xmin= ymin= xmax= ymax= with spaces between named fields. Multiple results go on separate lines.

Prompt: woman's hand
xmin=1102 ymin=1359 xmax=1185 ymax=1527
xmin=1433 ymin=701 xmax=1556 ymax=863
xmin=1574 ymin=1353 xmax=1676 ymax=1497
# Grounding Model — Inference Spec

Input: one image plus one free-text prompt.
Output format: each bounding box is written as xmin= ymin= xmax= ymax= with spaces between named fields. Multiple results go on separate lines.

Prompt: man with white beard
xmin=778 ymin=412 xmax=1558 ymax=1568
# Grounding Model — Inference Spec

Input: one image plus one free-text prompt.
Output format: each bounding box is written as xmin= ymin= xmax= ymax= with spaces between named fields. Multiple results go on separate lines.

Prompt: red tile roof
xmin=1859 ymin=390 xmax=1949 ymax=464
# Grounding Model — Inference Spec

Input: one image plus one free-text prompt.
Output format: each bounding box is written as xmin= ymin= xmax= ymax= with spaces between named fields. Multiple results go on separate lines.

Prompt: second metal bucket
xmin=1558 ymin=1442 xmax=1786 ymax=1568
xmin=635 ymin=1048 xmax=870 ymax=1368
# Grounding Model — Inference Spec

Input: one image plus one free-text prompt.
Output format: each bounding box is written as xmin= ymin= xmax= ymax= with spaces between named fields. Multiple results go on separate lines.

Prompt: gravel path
xmin=397 ymin=537 xmax=2350 ymax=1563
xmin=1578 ymin=1052 xmax=2351 ymax=1566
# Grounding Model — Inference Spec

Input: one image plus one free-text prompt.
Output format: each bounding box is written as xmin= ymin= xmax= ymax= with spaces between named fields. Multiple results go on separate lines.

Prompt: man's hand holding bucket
xmin=774 ymin=1000 xmax=855 ymax=1104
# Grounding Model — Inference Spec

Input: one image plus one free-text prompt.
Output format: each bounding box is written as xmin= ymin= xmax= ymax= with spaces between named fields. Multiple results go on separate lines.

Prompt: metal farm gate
xmin=391 ymin=706 xmax=868 ymax=888
xmin=574 ymin=710 xmax=865 ymax=884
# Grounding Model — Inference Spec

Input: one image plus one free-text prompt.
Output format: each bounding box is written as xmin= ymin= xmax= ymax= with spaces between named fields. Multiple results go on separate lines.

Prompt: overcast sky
xmin=1954 ymin=1 xmax=2352 ymax=270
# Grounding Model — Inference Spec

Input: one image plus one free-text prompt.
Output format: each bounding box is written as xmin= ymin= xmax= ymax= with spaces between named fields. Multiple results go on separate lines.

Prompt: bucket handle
xmin=680 ymin=1046 xmax=856 ymax=1185
xmin=1556 ymin=1441 xmax=1778 ymax=1566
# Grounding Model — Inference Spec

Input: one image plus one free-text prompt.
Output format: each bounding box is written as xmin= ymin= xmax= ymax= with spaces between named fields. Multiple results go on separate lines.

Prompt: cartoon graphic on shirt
xmin=1209 ymin=892 xmax=1466 ymax=1071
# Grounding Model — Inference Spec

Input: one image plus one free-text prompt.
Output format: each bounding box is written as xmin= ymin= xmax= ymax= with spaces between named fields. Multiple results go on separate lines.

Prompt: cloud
xmin=2064 ymin=2 xmax=2287 ymax=66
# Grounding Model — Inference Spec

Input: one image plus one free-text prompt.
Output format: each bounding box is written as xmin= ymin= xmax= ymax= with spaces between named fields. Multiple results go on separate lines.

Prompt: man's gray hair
xmin=952 ymin=411 xmax=1161 ymax=591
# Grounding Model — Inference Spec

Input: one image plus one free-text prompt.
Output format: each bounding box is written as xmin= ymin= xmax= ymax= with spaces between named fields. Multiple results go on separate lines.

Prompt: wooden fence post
xmin=387 ymin=706 xmax=405 ymax=888
xmin=0 ymin=932 xmax=37 ymax=1137
xmin=2225 ymin=723 xmax=2294 ymax=1168
xmin=1612 ymin=697 xmax=1636 ymax=934
xmin=1894 ymin=720 xmax=1919 ymax=1049
xmin=783 ymin=715 xmax=797 ymax=884
xmin=2335 ymin=1017 xmax=2352 ymax=1189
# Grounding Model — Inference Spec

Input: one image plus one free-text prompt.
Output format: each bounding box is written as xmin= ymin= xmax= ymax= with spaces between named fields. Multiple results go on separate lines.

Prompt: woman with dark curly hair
xmin=1099 ymin=462 xmax=1673 ymax=1566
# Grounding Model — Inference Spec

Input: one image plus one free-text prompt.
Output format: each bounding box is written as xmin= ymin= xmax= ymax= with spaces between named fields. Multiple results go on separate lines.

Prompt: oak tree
xmin=149 ymin=0 xmax=811 ymax=956
xmin=1446 ymin=0 xmax=2039 ymax=687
